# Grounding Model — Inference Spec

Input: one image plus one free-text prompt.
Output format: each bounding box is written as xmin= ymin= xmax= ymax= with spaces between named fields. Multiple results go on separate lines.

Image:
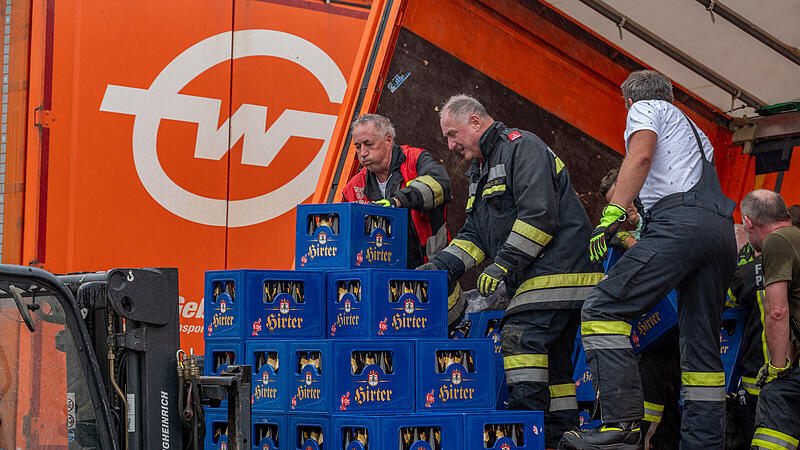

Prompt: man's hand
xmin=610 ymin=231 xmax=636 ymax=250
xmin=589 ymin=204 xmax=627 ymax=262
xmin=478 ymin=263 xmax=507 ymax=297
xmin=373 ymin=198 xmax=392 ymax=207
xmin=756 ymin=358 xmax=792 ymax=387
xmin=416 ymin=261 xmax=439 ymax=270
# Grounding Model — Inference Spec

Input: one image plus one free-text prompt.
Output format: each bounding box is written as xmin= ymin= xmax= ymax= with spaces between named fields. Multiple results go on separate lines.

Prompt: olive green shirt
xmin=762 ymin=225 xmax=800 ymax=341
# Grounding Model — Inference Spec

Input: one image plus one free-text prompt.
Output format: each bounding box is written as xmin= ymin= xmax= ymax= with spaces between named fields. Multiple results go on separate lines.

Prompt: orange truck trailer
xmin=2 ymin=0 xmax=798 ymax=357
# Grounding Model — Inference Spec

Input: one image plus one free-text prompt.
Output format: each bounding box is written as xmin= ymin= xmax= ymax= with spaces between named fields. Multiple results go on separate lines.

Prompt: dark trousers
xmin=639 ymin=329 xmax=682 ymax=449
xmin=751 ymin=365 xmax=800 ymax=449
xmin=502 ymin=308 xmax=580 ymax=448
xmin=581 ymin=203 xmax=736 ymax=449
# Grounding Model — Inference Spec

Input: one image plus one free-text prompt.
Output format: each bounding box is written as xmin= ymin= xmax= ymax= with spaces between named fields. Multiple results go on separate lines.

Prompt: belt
xmin=644 ymin=191 xmax=733 ymax=221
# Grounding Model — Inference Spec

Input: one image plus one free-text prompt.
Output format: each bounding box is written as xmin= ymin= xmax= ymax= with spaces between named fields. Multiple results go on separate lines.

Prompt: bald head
xmin=741 ymin=189 xmax=791 ymax=251
xmin=741 ymin=189 xmax=789 ymax=227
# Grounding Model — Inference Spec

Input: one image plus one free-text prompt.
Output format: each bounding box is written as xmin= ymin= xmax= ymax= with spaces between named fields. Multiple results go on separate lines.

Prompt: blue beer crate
xmin=287 ymin=341 xmax=333 ymax=413
xmin=246 ymin=341 xmax=288 ymax=413
xmin=721 ymin=307 xmax=747 ymax=393
xmin=464 ymin=411 xmax=545 ymax=450
xmin=246 ymin=270 xmax=326 ymax=339
xmin=465 ymin=310 xmax=506 ymax=410
xmin=326 ymin=269 xmax=447 ymax=339
xmin=287 ymin=414 xmax=330 ymax=450
xmin=331 ymin=414 xmax=380 ymax=450
xmin=204 ymin=410 xmax=229 ymax=450
xmin=572 ymin=333 xmax=595 ymax=403
xmin=253 ymin=413 xmax=287 ymax=450
xmin=333 ymin=339 xmax=415 ymax=413
xmin=415 ymin=339 xmax=495 ymax=411
xmin=381 ymin=413 xmax=464 ymax=450
xmin=451 ymin=312 xmax=481 ymax=338
xmin=296 ymin=203 xmax=407 ymax=270
xmin=205 ymin=340 xmax=244 ymax=412
xmin=578 ymin=410 xmax=602 ymax=430
xmin=630 ymin=291 xmax=678 ymax=355
xmin=205 ymin=270 xmax=246 ymax=340
xmin=604 ymin=247 xmax=679 ymax=355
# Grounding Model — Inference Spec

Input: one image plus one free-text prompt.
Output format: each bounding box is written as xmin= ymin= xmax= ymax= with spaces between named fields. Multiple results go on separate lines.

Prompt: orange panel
xmin=26 ymin=0 xmax=234 ymax=352
xmin=226 ymin=0 xmax=370 ymax=270
xmin=2 ymin=0 xmax=32 ymax=265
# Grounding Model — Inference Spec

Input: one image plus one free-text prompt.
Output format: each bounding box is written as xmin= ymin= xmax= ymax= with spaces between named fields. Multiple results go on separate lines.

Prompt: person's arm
xmin=395 ymin=151 xmax=451 ymax=211
xmin=608 ymin=130 xmax=656 ymax=210
xmin=764 ymin=280 xmax=791 ymax=366
xmin=493 ymin=137 xmax=558 ymax=274
xmin=427 ymin=213 xmax=486 ymax=282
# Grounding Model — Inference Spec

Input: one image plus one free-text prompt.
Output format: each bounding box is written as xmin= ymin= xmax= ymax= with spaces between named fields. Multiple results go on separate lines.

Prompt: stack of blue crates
xmin=203 ymin=203 xmax=544 ymax=450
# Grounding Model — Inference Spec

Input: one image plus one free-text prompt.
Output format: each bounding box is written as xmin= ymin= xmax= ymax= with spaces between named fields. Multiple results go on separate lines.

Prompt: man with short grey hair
xmin=342 ymin=113 xmax=452 ymax=270
xmin=562 ymin=70 xmax=737 ymax=449
xmin=420 ymin=94 xmax=601 ymax=448
xmin=739 ymin=189 xmax=800 ymax=450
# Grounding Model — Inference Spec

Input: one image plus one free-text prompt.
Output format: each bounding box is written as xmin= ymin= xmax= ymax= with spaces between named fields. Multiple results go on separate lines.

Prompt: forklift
xmin=0 ymin=265 xmax=250 ymax=449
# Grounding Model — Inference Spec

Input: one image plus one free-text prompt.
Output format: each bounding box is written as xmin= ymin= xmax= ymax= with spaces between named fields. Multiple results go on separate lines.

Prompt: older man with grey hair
xmin=420 ymin=94 xmax=601 ymax=448
xmin=562 ymin=70 xmax=737 ymax=449
xmin=342 ymin=113 xmax=452 ymax=270
xmin=739 ymin=189 xmax=800 ymax=450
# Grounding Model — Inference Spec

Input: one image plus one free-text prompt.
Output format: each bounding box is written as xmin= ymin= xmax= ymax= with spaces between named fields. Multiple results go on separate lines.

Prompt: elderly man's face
xmin=743 ymin=216 xmax=766 ymax=252
xmin=352 ymin=122 xmax=393 ymax=175
xmin=440 ymin=112 xmax=483 ymax=160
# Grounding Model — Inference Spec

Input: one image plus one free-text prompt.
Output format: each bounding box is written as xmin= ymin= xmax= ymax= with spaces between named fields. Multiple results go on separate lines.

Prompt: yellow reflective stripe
xmin=504 ymin=354 xmax=548 ymax=370
xmin=726 ymin=288 xmax=738 ymax=308
xmin=555 ymin=157 xmax=565 ymax=174
xmin=581 ymin=320 xmax=632 ymax=336
xmin=466 ymin=196 xmax=474 ymax=211
xmin=757 ymin=289 xmax=769 ymax=364
xmin=643 ymin=401 xmax=664 ymax=412
xmin=681 ymin=371 xmax=725 ymax=386
xmin=549 ymin=383 xmax=576 ymax=398
xmin=755 ymin=427 xmax=799 ymax=447
xmin=450 ymin=239 xmax=485 ymax=265
xmin=414 ymin=175 xmax=444 ymax=206
xmin=518 ymin=273 xmax=604 ymax=293
xmin=481 ymin=184 xmax=506 ymax=197
xmin=644 ymin=413 xmax=662 ymax=423
xmin=741 ymin=376 xmax=761 ymax=395
xmin=512 ymin=219 xmax=553 ymax=247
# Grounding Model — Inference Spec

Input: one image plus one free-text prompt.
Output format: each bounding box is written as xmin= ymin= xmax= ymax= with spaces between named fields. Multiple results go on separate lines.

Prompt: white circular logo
xmin=100 ymin=30 xmax=346 ymax=227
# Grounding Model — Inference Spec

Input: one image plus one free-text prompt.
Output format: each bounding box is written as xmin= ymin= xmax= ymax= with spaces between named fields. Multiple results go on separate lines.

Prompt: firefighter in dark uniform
xmin=561 ymin=70 xmax=737 ymax=449
xmin=740 ymin=190 xmax=800 ymax=450
xmin=419 ymin=94 xmax=602 ymax=448
xmin=724 ymin=241 xmax=767 ymax=449
xmin=342 ymin=114 xmax=465 ymax=326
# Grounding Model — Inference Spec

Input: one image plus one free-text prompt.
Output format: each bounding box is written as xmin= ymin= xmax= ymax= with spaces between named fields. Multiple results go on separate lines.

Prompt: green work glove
xmin=373 ymin=198 xmax=393 ymax=207
xmin=756 ymin=358 xmax=792 ymax=387
xmin=477 ymin=263 xmax=507 ymax=297
xmin=588 ymin=204 xmax=627 ymax=262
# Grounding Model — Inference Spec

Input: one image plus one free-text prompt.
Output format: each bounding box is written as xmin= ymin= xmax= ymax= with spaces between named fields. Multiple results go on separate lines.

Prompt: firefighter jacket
xmin=431 ymin=122 xmax=602 ymax=312
xmin=727 ymin=243 xmax=767 ymax=394
xmin=343 ymin=144 xmax=451 ymax=269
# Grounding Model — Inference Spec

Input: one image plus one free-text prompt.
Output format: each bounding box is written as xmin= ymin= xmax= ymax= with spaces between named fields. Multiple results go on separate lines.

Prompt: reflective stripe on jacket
xmin=343 ymin=144 xmax=451 ymax=268
xmin=434 ymin=122 xmax=601 ymax=311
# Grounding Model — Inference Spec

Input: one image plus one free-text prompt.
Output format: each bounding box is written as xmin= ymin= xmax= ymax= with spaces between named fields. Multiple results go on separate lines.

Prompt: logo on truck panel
xmin=100 ymin=30 xmax=346 ymax=227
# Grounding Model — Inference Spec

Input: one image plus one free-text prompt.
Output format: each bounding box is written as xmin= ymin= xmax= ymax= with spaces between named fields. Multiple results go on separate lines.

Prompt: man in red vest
xmin=342 ymin=113 xmax=452 ymax=271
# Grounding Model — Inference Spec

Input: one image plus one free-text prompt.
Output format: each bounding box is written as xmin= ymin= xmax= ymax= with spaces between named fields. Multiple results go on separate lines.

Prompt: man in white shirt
xmin=561 ymin=70 xmax=737 ymax=449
